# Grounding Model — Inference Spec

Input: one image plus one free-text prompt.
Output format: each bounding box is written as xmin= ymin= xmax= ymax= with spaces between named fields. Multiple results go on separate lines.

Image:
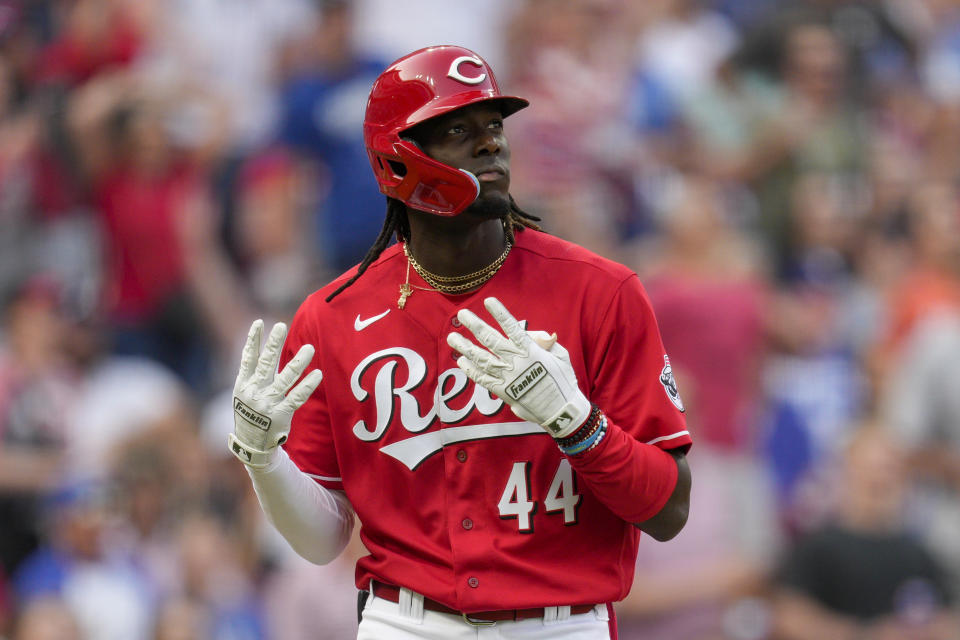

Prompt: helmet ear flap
xmin=390 ymin=140 xmax=479 ymax=216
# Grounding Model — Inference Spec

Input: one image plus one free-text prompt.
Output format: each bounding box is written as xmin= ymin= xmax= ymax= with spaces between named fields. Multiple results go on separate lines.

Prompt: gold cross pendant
xmin=398 ymin=283 xmax=412 ymax=309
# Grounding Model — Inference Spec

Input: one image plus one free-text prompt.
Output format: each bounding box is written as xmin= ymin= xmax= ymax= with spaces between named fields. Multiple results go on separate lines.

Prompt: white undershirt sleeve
xmin=245 ymin=447 xmax=355 ymax=565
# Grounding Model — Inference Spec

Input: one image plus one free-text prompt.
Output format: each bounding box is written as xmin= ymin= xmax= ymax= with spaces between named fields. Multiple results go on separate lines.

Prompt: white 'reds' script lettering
xmin=351 ymin=347 xmax=504 ymax=442
xmin=447 ymin=55 xmax=486 ymax=85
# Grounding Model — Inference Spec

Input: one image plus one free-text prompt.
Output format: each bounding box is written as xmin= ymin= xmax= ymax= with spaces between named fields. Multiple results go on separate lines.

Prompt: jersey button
xmin=456 ymin=449 xmax=467 ymax=463
xmin=462 ymin=518 xmax=473 ymax=530
xmin=451 ymin=317 xmax=462 ymax=328
xmin=451 ymin=351 xmax=460 ymax=362
xmin=468 ymin=577 xmax=479 ymax=588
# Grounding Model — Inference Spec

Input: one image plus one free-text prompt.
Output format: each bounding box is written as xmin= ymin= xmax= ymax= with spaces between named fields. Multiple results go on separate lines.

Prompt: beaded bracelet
xmin=560 ymin=416 xmax=607 ymax=456
xmin=582 ymin=418 xmax=608 ymax=453
xmin=555 ymin=404 xmax=602 ymax=449
xmin=560 ymin=417 xmax=602 ymax=452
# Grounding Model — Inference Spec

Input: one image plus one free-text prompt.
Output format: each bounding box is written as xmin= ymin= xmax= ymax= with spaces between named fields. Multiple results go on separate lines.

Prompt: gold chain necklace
xmin=398 ymin=241 xmax=513 ymax=308
xmin=406 ymin=242 xmax=513 ymax=284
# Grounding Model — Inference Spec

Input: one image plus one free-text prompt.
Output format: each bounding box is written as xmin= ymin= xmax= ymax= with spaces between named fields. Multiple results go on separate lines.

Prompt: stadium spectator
xmin=12 ymin=478 xmax=153 ymax=640
xmin=66 ymin=70 xmax=229 ymax=389
xmin=0 ymin=276 xmax=74 ymax=577
xmin=616 ymin=175 xmax=779 ymax=639
xmin=772 ymin=424 xmax=958 ymax=640
xmin=274 ymin=0 xmax=389 ymax=272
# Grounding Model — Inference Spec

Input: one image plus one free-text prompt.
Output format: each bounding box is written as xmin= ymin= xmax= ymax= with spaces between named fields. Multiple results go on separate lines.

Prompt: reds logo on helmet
xmin=447 ymin=55 xmax=487 ymax=85
xmin=363 ymin=45 xmax=528 ymax=216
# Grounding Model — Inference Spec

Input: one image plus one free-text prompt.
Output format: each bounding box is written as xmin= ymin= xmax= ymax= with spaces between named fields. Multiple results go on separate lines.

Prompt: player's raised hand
xmin=447 ymin=297 xmax=591 ymax=438
xmin=229 ymin=319 xmax=323 ymax=467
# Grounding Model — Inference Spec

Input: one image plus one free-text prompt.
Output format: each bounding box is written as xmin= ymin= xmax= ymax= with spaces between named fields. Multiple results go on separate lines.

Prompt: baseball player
xmin=229 ymin=45 xmax=692 ymax=639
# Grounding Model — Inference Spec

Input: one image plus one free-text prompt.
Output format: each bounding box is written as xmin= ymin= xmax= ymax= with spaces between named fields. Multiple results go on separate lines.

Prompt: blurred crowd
xmin=1 ymin=0 xmax=959 ymax=638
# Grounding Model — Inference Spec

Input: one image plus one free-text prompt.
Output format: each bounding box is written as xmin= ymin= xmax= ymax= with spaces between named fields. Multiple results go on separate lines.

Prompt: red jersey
xmin=282 ymin=229 xmax=691 ymax=611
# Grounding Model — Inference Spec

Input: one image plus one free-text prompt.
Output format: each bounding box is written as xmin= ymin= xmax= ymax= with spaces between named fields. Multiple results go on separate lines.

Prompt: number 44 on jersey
xmin=498 ymin=459 xmax=581 ymax=532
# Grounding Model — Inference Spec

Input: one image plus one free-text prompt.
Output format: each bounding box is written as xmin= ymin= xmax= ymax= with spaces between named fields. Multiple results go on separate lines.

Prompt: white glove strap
xmin=228 ymin=432 xmax=277 ymax=468
xmin=541 ymin=398 xmax=591 ymax=438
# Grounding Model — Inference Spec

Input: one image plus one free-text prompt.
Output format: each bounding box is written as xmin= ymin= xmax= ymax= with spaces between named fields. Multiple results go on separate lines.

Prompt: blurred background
xmin=0 ymin=0 xmax=959 ymax=638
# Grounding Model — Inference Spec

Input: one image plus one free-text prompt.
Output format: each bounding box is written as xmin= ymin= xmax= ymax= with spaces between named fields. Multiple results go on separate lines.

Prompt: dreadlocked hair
xmin=325 ymin=195 xmax=542 ymax=302
xmin=504 ymin=194 xmax=542 ymax=242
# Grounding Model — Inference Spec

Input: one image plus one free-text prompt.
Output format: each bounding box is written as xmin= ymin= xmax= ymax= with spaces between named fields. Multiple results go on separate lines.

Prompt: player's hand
xmin=229 ymin=320 xmax=322 ymax=467
xmin=447 ymin=297 xmax=590 ymax=438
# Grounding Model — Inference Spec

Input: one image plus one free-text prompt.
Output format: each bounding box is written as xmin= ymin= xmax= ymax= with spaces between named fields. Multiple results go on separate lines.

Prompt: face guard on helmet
xmin=363 ymin=45 xmax=528 ymax=216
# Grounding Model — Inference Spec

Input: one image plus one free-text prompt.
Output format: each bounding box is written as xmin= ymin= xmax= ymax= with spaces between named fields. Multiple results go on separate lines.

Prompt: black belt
xmin=371 ymin=582 xmax=597 ymax=625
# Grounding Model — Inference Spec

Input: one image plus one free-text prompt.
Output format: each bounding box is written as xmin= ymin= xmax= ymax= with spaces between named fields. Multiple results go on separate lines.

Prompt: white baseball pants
xmin=357 ymin=586 xmax=614 ymax=639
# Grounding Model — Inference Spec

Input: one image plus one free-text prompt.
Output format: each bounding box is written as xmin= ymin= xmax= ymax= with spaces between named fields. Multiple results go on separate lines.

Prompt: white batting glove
xmin=447 ymin=297 xmax=591 ymax=438
xmin=229 ymin=320 xmax=323 ymax=468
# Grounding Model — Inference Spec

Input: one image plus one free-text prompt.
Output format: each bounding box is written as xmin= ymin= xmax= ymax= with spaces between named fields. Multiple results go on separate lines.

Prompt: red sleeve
xmin=280 ymin=296 xmax=343 ymax=490
xmin=571 ymin=274 xmax=691 ymax=522
xmin=587 ymin=274 xmax=690 ymax=449
xmin=567 ymin=418 xmax=681 ymax=523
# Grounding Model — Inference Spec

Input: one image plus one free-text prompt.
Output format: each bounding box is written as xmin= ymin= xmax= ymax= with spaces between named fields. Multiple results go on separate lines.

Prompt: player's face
xmin=408 ymin=103 xmax=511 ymax=217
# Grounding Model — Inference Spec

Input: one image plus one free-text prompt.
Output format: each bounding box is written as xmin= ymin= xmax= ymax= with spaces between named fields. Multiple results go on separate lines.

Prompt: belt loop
xmin=543 ymin=606 xmax=570 ymax=624
xmin=398 ymin=586 xmax=424 ymax=622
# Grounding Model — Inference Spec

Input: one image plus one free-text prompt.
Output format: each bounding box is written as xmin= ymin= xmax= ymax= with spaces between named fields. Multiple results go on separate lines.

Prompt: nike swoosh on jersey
xmin=354 ymin=309 xmax=391 ymax=331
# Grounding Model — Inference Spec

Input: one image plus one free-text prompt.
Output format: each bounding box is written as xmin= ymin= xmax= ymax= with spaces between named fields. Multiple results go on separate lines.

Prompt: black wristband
xmin=555 ymin=404 xmax=602 ymax=447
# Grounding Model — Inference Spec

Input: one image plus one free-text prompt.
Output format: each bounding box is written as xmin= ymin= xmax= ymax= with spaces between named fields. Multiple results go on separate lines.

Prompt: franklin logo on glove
xmin=507 ymin=362 xmax=546 ymax=400
xmin=234 ymin=398 xmax=272 ymax=431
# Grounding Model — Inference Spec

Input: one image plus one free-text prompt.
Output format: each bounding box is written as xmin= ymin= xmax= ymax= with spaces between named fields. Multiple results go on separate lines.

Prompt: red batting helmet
xmin=363 ymin=45 xmax=528 ymax=216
